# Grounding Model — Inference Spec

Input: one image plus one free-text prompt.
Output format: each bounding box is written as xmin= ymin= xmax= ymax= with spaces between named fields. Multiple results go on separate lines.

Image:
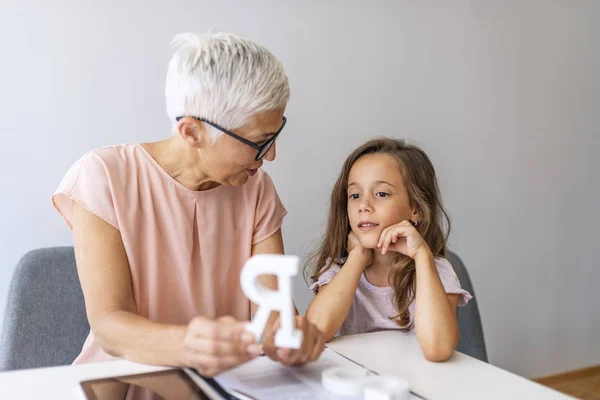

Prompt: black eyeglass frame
xmin=175 ymin=116 xmax=287 ymax=161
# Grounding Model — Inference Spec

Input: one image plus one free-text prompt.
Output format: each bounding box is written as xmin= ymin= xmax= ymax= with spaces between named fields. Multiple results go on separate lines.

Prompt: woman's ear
xmin=176 ymin=118 xmax=207 ymax=148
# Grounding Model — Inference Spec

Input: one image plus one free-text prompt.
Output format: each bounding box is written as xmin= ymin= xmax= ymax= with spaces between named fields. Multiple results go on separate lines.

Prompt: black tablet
xmin=75 ymin=368 xmax=232 ymax=400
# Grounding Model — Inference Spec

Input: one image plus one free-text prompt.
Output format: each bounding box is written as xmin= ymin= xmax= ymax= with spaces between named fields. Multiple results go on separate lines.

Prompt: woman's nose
xmin=263 ymin=142 xmax=276 ymax=161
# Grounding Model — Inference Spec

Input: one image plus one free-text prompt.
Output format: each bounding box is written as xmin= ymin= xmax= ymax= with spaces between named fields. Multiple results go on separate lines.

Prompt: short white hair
xmin=165 ymin=31 xmax=290 ymax=139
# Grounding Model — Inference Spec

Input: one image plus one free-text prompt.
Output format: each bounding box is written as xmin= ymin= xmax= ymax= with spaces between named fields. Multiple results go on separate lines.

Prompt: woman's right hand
xmin=182 ymin=316 xmax=262 ymax=377
xmin=347 ymin=231 xmax=372 ymax=268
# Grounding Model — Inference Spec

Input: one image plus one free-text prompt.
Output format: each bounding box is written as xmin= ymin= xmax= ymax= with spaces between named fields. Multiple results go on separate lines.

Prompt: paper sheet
xmin=215 ymin=348 xmax=421 ymax=400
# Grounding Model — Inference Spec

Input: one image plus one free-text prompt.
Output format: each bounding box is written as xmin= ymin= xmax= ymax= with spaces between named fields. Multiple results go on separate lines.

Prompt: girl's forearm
xmin=413 ymin=250 xmax=460 ymax=361
xmin=306 ymin=252 xmax=364 ymax=341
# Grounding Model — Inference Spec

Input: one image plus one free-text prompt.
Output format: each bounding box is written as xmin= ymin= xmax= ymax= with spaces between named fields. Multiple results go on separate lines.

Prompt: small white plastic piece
xmin=363 ymin=375 xmax=411 ymax=400
xmin=321 ymin=367 xmax=372 ymax=396
xmin=240 ymin=254 xmax=303 ymax=349
xmin=321 ymin=367 xmax=411 ymax=400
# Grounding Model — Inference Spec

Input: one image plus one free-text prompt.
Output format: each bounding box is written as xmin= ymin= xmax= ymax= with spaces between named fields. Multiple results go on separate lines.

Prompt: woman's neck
xmin=142 ymin=136 xmax=220 ymax=191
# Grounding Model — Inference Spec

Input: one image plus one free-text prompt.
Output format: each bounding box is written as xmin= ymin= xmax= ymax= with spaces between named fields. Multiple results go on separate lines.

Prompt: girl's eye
xmin=349 ymin=194 xmax=360 ymax=200
xmin=376 ymin=192 xmax=389 ymax=198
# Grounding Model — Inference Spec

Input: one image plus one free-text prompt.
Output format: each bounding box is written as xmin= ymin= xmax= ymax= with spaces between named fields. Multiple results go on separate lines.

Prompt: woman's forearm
xmin=92 ymin=309 xmax=188 ymax=366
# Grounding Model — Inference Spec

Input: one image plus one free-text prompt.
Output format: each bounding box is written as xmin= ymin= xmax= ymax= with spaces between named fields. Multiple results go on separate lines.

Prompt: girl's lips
xmin=358 ymin=223 xmax=379 ymax=232
xmin=247 ymin=169 xmax=258 ymax=176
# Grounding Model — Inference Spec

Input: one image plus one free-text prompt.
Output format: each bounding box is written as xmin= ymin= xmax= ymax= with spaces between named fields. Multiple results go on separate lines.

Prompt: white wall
xmin=1 ymin=0 xmax=598 ymax=378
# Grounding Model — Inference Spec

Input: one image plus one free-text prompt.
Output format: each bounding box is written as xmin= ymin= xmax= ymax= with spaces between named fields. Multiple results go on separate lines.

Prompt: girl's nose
xmin=359 ymin=197 xmax=372 ymax=213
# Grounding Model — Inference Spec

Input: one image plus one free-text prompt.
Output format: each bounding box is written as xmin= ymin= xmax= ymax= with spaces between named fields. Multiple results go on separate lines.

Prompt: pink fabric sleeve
xmin=309 ymin=263 xmax=342 ymax=293
xmin=435 ymin=258 xmax=473 ymax=306
xmin=52 ymin=152 xmax=119 ymax=231
xmin=252 ymin=171 xmax=287 ymax=245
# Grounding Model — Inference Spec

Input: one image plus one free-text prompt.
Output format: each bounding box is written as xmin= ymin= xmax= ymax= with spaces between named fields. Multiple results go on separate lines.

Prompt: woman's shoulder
xmin=53 ymin=144 xmax=140 ymax=231
xmin=56 ymin=144 xmax=148 ymax=200
xmin=81 ymin=143 xmax=142 ymax=166
xmin=66 ymin=143 xmax=133 ymax=172
xmin=247 ymin=168 xmax=273 ymax=188
xmin=67 ymin=143 xmax=159 ymax=182
xmin=236 ymin=168 xmax=280 ymax=200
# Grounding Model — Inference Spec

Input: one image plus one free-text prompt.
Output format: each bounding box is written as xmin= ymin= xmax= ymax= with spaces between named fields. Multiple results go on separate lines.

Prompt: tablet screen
xmin=79 ymin=369 xmax=228 ymax=400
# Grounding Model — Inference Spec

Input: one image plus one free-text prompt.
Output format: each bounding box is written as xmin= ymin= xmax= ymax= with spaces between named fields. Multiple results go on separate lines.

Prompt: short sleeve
xmin=52 ymin=152 xmax=119 ymax=231
xmin=434 ymin=258 xmax=472 ymax=306
xmin=309 ymin=263 xmax=342 ymax=293
xmin=252 ymin=171 xmax=287 ymax=245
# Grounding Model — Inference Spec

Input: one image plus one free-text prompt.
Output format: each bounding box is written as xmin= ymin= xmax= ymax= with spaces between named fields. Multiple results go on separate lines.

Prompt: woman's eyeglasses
xmin=175 ymin=116 xmax=287 ymax=161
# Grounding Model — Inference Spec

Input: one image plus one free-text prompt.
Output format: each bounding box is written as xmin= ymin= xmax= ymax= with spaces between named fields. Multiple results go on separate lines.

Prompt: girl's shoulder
xmin=320 ymin=257 xmax=345 ymax=274
xmin=309 ymin=258 xmax=344 ymax=293
xmin=433 ymin=256 xmax=453 ymax=270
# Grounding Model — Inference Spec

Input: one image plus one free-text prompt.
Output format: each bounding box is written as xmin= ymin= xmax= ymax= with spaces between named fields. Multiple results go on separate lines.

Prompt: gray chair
xmin=0 ymin=247 xmax=90 ymax=371
xmin=446 ymin=251 xmax=488 ymax=362
xmin=0 ymin=247 xmax=487 ymax=371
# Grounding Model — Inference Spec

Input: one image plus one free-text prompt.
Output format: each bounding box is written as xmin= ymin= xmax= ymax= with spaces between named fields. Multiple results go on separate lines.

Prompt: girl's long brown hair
xmin=305 ymin=138 xmax=450 ymax=331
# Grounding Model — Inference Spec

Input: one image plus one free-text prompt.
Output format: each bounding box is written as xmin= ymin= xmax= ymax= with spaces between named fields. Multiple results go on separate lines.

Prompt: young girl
xmin=305 ymin=138 xmax=471 ymax=362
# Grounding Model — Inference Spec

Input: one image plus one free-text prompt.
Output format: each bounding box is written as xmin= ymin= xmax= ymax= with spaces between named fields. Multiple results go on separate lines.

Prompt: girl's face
xmin=347 ymin=153 xmax=417 ymax=249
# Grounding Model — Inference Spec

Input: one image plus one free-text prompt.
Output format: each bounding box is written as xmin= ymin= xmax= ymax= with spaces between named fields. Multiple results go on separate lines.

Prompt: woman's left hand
xmin=262 ymin=315 xmax=325 ymax=366
xmin=377 ymin=220 xmax=429 ymax=259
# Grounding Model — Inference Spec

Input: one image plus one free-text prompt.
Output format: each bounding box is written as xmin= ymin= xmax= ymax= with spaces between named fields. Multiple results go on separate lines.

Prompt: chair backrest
xmin=0 ymin=247 xmax=90 ymax=371
xmin=446 ymin=251 xmax=488 ymax=362
xmin=0 ymin=247 xmax=486 ymax=369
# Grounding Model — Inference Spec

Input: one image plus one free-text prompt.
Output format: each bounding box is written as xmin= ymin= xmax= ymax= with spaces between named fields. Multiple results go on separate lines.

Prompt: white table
xmin=327 ymin=331 xmax=573 ymax=400
xmin=0 ymin=330 xmax=573 ymax=400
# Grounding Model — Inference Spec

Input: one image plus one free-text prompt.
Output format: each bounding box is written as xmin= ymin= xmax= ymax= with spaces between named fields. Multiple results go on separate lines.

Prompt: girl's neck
xmin=364 ymin=250 xmax=397 ymax=287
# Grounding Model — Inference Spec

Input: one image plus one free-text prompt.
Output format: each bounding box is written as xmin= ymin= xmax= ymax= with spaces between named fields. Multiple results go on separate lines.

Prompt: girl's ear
xmin=410 ymin=207 xmax=420 ymax=224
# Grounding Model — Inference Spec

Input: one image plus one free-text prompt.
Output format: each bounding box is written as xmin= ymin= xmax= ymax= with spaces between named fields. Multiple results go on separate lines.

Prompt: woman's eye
xmin=376 ymin=192 xmax=389 ymax=198
xmin=349 ymin=194 xmax=360 ymax=200
xmin=256 ymin=136 xmax=274 ymax=146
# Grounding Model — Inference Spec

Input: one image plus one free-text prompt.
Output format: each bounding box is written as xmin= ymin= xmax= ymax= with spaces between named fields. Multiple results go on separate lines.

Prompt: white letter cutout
xmin=240 ymin=254 xmax=303 ymax=349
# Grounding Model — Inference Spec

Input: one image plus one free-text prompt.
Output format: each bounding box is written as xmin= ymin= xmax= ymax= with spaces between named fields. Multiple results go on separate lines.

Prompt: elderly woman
xmin=52 ymin=31 xmax=324 ymax=377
